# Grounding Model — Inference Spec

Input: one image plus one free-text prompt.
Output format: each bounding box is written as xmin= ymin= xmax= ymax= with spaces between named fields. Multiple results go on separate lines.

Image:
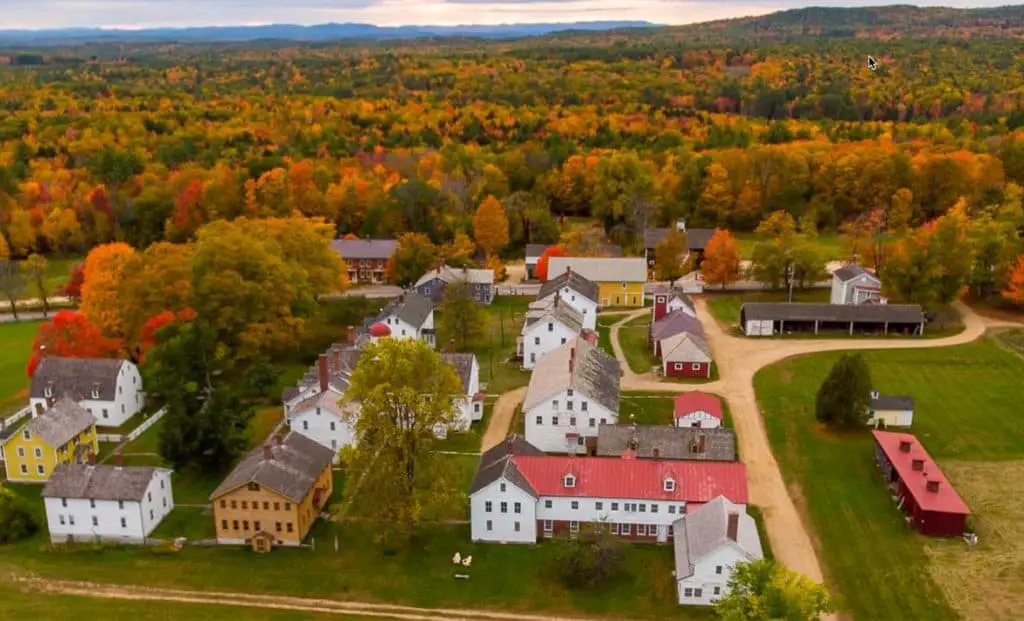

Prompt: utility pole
xmin=499 ymin=306 xmax=505 ymax=348
xmin=787 ymin=261 xmax=795 ymax=303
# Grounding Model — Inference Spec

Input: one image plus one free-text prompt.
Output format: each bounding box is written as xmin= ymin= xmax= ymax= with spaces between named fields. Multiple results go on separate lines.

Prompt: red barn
xmin=872 ymin=430 xmax=971 ymax=537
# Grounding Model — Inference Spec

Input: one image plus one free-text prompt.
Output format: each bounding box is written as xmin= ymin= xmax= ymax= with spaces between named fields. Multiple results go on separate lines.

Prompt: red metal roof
xmin=511 ymin=455 xmax=748 ymax=504
xmin=872 ymin=430 xmax=971 ymax=515
xmin=673 ymin=391 xmax=723 ymax=420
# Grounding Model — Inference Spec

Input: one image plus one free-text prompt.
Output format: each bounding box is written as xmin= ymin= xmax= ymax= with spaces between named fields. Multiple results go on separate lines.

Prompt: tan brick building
xmin=209 ymin=432 xmax=335 ymax=551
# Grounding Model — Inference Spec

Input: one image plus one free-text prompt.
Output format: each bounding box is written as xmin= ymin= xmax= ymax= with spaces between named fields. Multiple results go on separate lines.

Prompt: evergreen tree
xmin=815 ymin=353 xmax=873 ymax=428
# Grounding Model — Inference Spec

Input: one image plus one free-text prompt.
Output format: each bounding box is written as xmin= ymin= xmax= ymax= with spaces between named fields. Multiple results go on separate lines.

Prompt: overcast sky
xmin=2 ymin=0 xmax=1011 ymax=30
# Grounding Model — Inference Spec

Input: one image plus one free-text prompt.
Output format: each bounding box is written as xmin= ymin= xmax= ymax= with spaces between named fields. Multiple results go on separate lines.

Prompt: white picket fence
xmin=96 ymin=407 xmax=167 ymax=445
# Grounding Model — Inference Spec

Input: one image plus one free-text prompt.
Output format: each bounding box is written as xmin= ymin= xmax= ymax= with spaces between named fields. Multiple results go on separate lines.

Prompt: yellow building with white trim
xmin=2 ymin=398 xmax=98 ymax=483
xmin=547 ymin=257 xmax=648 ymax=307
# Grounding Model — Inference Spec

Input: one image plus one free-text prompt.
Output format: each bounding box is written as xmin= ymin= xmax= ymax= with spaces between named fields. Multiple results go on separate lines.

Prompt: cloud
xmin=2 ymin=0 xmax=1015 ymax=29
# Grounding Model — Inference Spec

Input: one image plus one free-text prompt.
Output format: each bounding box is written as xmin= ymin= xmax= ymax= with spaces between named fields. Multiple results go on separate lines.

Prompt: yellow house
xmin=2 ymin=397 xmax=98 ymax=483
xmin=210 ymin=432 xmax=335 ymax=552
xmin=547 ymin=257 xmax=648 ymax=307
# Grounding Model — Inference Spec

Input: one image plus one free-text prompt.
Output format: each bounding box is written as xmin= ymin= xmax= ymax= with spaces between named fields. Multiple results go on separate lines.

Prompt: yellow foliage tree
xmin=472 ymin=195 xmax=510 ymax=258
xmin=701 ymin=229 xmax=742 ymax=289
xmin=80 ymin=242 xmax=139 ymax=340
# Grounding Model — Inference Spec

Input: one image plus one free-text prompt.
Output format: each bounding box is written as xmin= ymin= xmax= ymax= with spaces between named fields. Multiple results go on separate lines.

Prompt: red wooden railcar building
xmin=872 ymin=430 xmax=971 ymax=537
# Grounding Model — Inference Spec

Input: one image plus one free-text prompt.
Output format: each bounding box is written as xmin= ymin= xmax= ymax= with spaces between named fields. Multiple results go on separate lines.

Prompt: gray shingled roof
xmin=834 ymin=264 xmax=872 ymax=281
xmin=469 ymin=434 xmax=543 ymax=496
xmin=526 ymin=244 xmax=551 ymax=260
xmin=440 ymin=353 xmax=477 ymax=396
xmin=415 ymin=265 xmax=494 ymax=287
xmin=741 ymin=303 xmax=925 ymax=324
xmin=673 ymin=496 xmax=763 ymax=579
xmin=651 ymin=308 xmax=706 ymax=343
xmin=644 ymin=228 xmax=671 ymax=250
xmin=370 ymin=292 xmax=434 ymax=329
xmin=524 ymin=300 xmax=584 ymax=335
xmin=872 ymin=395 xmax=915 ymax=411
xmin=330 ymin=238 xmax=398 ymax=260
xmin=645 ymin=228 xmax=715 ymax=252
xmin=523 ymin=337 xmax=622 ymax=413
xmin=30 ymin=357 xmax=126 ymax=402
xmin=210 ymin=432 xmax=335 ymax=503
xmin=547 ymin=257 xmax=647 ymax=283
xmin=42 ymin=464 xmax=166 ymax=502
xmin=19 ymin=397 xmax=95 ymax=448
xmin=293 ymin=344 xmax=364 ymax=397
xmin=653 ymin=286 xmax=696 ymax=313
xmin=661 ymin=332 xmax=713 ymax=364
xmin=597 ymin=425 xmax=735 ymax=462
xmin=538 ymin=269 xmax=600 ymax=304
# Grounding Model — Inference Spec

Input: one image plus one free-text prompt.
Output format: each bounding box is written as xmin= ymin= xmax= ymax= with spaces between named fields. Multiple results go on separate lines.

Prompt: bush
xmin=0 ymin=489 xmax=39 ymax=544
xmin=547 ymin=525 xmax=627 ymax=590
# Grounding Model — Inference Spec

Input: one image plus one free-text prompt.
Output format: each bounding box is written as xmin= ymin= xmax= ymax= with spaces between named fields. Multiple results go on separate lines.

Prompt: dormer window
xmin=567 ymin=389 xmax=574 ymax=397
xmin=563 ymin=474 xmax=576 ymax=488
xmin=44 ymin=386 xmax=53 ymax=398
xmin=91 ymin=388 xmax=100 ymax=399
xmin=663 ymin=478 xmax=676 ymax=492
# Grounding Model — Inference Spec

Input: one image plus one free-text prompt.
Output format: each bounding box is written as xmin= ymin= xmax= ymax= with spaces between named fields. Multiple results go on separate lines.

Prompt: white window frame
xmin=692 ymin=363 xmax=702 ymax=371
xmin=543 ymin=519 xmax=553 ymax=533
xmin=674 ymin=363 xmax=683 ymax=371
xmin=664 ymin=478 xmax=676 ymax=492
xmin=563 ymin=474 xmax=576 ymax=488
xmin=569 ymin=521 xmax=579 ymax=534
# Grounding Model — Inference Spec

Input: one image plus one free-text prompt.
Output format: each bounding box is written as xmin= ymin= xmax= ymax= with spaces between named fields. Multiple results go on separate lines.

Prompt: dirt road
xmin=16 ymin=576 xmax=602 ymax=621
xmin=479 ymin=386 xmax=527 ymax=452
xmin=607 ymin=299 xmax=994 ymax=589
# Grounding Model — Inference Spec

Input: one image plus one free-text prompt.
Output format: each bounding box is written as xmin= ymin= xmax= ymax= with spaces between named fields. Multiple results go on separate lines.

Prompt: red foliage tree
xmin=137 ymin=308 xmax=196 ymax=363
xmin=535 ymin=246 xmax=567 ymax=282
xmin=26 ymin=311 xmax=123 ymax=377
xmin=59 ymin=262 xmax=86 ymax=301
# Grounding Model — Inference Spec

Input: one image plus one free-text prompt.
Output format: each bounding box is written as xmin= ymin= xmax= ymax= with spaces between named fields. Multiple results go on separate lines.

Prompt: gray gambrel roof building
xmin=31 ymin=357 xmax=128 ymax=402
xmin=43 ymin=464 xmax=171 ymax=502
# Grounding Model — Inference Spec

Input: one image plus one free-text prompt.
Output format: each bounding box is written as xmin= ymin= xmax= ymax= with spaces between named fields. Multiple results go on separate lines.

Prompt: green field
xmin=753 ymin=336 xmax=1024 ymax=620
xmin=596 ymin=314 xmax=619 ymax=357
xmin=733 ymin=232 xmax=843 ymax=261
xmin=705 ymin=288 xmax=832 ymax=328
xmin=618 ymin=314 xmax=659 ymax=374
xmin=0 ymin=321 xmax=39 ymax=415
xmin=453 ymin=295 xmax=532 ymax=395
xmin=619 ymin=391 xmax=732 ymax=430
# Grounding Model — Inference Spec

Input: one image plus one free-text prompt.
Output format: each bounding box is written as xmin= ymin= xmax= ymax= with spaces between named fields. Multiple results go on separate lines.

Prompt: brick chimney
xmin=273 ymin=434 xmax=283 ymax=446
xmin=262 ymin=444 xmax=273 ymax=461
xmin=114 ymin=451 xmax=124 ymax=468
xmin=87 ymin=452 xmax=96 ymax=466
xmin=697 ymin=433 xmax=706 ymax=454
xmin=652 ymin=447 xmax=660 ymax=460
xmin=318 ymin=354 xmax=329 ymax=393
xmin=346 ymin=326 xmax=357 ymax=345
xmin=333 ymin=347 xmax=342 ymax=368
xmin=568 ymin=346 xmax=575 ymax=373
xmin=505 ymin=437 xmax=514 ymax=455
xmin=565 ymin=265 xmax=571 ymax=277
xmin=726 ymin=513 xmax=739 ymax=541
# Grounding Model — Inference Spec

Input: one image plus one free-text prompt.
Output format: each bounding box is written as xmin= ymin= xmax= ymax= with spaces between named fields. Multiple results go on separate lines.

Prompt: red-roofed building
xmin=469 ymin=436 xmax=748 ymax=544
xmin=872 ymin=430 xmax=971 ymax=537
xmin=674 ymin=392 xmax=724 ymax=430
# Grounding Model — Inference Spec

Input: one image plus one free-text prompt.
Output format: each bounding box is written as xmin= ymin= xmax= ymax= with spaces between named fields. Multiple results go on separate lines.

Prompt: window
xmin=303 ymin=421 xmax=309 ymax=430
xmin=651 ymin=504 xmax=659 ymax=513
xmin=275 ymin=522 xmax=282 ymax=532
xmin=287 ymin=523 xmax=294 ymax=533
xmin=500 ymin=483 xmax=506 ymax=492
xmin=102 ymin=409 xmax=109 ymax=419
xmin=59 ymin=515 xmax=65 ymax=526
xmin=610 ymin=523 xmax=619 ymax=535
xmin=567 ymin=389 xmax=574 ymax=397
xmin=500 ymin=502 xmax=508 ymax=513
xmin=621 ymin=282 xmax=628 ymax=289
xmin=552 ymin=416 xmax=559 ymax=426
xmin=230 ymin=500 xmax=237 ymax=509
xmin=61 ymin=498 xmax=67 ymax=508
xmin=247 ymin=482 xmax=260 ymax=492
xmin=514 ymin=521 xmax=521 ymax=532
xmin=589 ymin=418 xmax=595 ymax=427
xmin=255 ymin=521 xmax=261 ymax=532
xmin=543 ymin=520 xmax=553 ymax=532
xmin=160 ymin=480 xmax=165 ymax=490
xmin=274 ymin=502 xmax=280 ymax=511
xmin=535 ymin=415 xmax=543 ymax=425
xmin=684 ymin=588 xmax=693 ymax=598
xmin=674 ymin=363 xmax=683 ymax=371
xmin=713 ymin=587 xmax=721 ymax=596
xmin=529 ymin=353 xmax=536 ymax=363
xmin=694 ymin=588 xmax=703 ymax=598
xmin=34 ymin=447 xmax=42 ymax=458
xmin=486 ymin=520 xmax=493 ymax=531
xmin=331 ymin=440 xmax=337 ymax=450
xmin=567 ymin=402 xmax=573 ymax=411
xmin=621 ymin=523 xmax=630 ymax=535
xmin=563 ymin=474 xmax=576 ymax=488
xmin=221 ymin=520 xmax=228 ymax=530
xmin=669 ymin=505 xmax=676 ymax=514
xmin=547 ymin=323 xmax=553 ymax=332
xmin=92 ymin=516 xmax=98 ymax=527
xmin=162 ymin=498 xmax=167 ymax=507
xmin=18 ymin=464 xmax=26 ymax=475
xmin=569 ymin=416 xmax=576 ymax=426
xmin=233 ymin=520 xmax=239 ymax=530
xmin=552 ymin=400 xmax=559 ymax=410
xmin=285 ymin=503 xmax=291 ymax=511
xmin=241 ymin=501 xmax=248 ymax=510
xmin=533 ymin=337 xmax=540 ymax=345
xmin=600 ymin=418 xmax=607 ymax=424
xmin=692 ymin=363 xmax=702 ymax=371
xmin=569 ymin=521 xmax=579 ymax=534
xmin=243 ymin=520 xmax=250 ymax=530
xmin=316 ymin=407 xmax=321 ymax=416
xmin=570 ymin=501 xmax=579 ymax=510
xmin=22 ymin=429 xmax=30 ymax=441
xmin=485 ymin=501 xmax=492 ymax=513
xmin=560 ymin=337 xmax=566 ymax=345
xmin=595 ymin=501 xmax=603 ymax=510
xmin=544 ymin=500 xmax=552 ymax=509
xmin=330 ymin=422 xmax=336 ymax=431
xmin=121 ymin=517 xmax=127 ymax=528
xmin=17 ymin=447 xmax=24 ymax=457
xmin=514 ymin=502 xmax=521 ymax=514
xmin=715 ymin=565 xmax=723 ymax=575
xmin=36 ymin=465 xmax=44 ymax=475
xmin=664 ymin=478 xmax=676 ymax=492
xmin=263 ymin=501 xmax=269 ymax=510
xmin=581 ymin=402 xmax=588 ymax=412
xmin=611 ymin=502 xmax=619 ymax=511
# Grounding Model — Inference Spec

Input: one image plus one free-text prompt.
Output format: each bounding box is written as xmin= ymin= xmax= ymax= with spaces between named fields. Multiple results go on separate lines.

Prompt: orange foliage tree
xmin=27 ymin=311 xmax=122 ymax=377
xmin=701 ymin=229 xmax=742 ymax=289
xmin=472 ymin=194 xmax=510 ymax=258
xmin=79 ymin=242 xmax=138 ymax=340
xmin=535 ymin=246 xmax=566 ymax=282
xmin=1002 ymin=255 xmax=1024 ymax=306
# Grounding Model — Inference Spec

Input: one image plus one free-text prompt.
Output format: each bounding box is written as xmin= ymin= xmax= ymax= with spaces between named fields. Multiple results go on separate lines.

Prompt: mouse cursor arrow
xmin=868 ymin=56 xmax=879 ymax=72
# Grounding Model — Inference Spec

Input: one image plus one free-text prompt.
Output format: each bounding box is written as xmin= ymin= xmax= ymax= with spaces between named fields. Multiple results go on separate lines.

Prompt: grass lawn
xmin=596 ymin=314 xmax=619 ymax=357
xmin=454 ymin=296 xmax=532 ymax=395
xmin=753 ymin=336 xmax=1024 ymax=620
xmin=435 ymin=397 xmax=495 ymax=454
xmin=619 ymin=315 xmax=659 ymax=374
xmin=0 ymin=321 xmax=39 ymax=415
xmin=733 ymin=231 xmax=842 ymax=261
xmin=619 ymin=391 xmax=732 ymax=430
xmin=704 ymin=288 xmax=831 ymax=328
xmin=249 ymin=405 xmax=284 ymax=448
xmin=0 ymin=520 xmax=704 ymax=621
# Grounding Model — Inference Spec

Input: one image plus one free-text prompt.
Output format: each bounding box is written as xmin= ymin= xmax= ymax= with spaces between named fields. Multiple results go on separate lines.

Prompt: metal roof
xmin=871 ymin=395 xmax=915 ymax=411
xmin=660 ymin=332 xmax=713 ymax=365
xmin=547 ymin=257 xmax=647 ymax=284
xmin=833 ymin=264 xmax=876 ymax=282
xmin=42 ymin=464 xmax=169 ymax=502
xmin=468 ymin=434 xmax=545 ymax=496
xmin=330 ymin=238 xmax=398 ymax=260
xmin=740 ymin=302 xmax=925 ymax=324
xmin=674 ymin=392 xmax=724 ymax=420
xmin=596 ymin=424 xmax=736 ymax=462
xmin=210 ymin=432 xmax=335 ymax=503
xmin=30 ymin=357 xmax=127 ymax=402
xmin=651 ymin=308 xmax=705 ymax=343
xmin=538 ymin=269 xmax=600 ymax=304
xmin=872 ymin=430 xmax=970 ymax=515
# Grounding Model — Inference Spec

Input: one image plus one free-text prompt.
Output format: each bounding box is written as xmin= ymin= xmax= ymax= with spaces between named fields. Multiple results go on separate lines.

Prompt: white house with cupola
xmin=469 ymin=435 xmax=750 ymax=545
xmin=523 ymin=338 xmax=622 ymax=453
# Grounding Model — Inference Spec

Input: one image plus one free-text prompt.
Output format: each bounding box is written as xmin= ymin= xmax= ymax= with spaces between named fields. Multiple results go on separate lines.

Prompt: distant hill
xmin=0 ymin=21 xmax=657 ymax=45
